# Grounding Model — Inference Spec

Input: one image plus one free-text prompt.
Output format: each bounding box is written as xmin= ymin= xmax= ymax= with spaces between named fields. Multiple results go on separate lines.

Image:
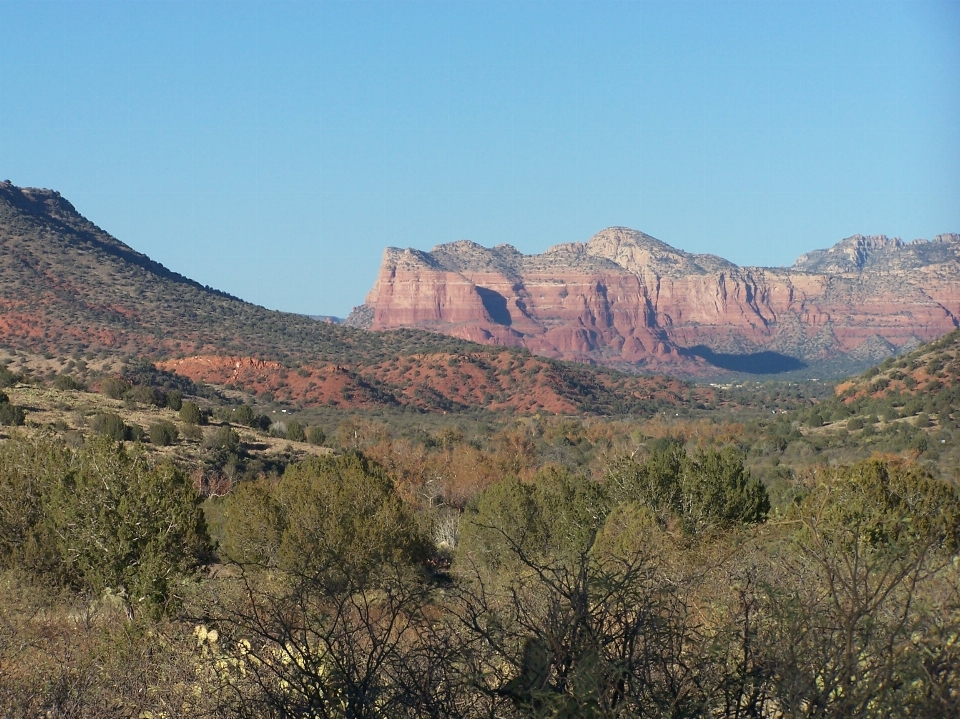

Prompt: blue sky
xmin=1 ymin=0 xmax=957 ymax=318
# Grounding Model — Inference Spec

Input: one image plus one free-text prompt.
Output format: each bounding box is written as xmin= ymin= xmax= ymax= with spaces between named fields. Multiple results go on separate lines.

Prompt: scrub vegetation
xmin=1 ymin=330 xmax=959 ymax=717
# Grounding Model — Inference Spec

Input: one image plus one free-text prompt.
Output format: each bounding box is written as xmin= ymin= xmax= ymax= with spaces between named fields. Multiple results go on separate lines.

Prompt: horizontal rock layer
xmin=355 ymin=228 xmax=960 ymax=374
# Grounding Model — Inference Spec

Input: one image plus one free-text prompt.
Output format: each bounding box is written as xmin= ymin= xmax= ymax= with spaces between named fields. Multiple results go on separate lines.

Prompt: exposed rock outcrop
xmin=362 ymin=227 xmax=960 ymax=375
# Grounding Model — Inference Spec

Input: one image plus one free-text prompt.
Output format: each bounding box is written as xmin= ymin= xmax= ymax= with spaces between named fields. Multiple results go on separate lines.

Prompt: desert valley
xmin=1 ymin=181 xmax=959 ymax=716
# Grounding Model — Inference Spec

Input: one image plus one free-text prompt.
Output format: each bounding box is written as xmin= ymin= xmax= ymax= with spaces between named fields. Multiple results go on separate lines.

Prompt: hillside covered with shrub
xmin=0 ymin=181 xmax=703 ymax=415
xmin=1 ymin=328 xmax=959 ymax=714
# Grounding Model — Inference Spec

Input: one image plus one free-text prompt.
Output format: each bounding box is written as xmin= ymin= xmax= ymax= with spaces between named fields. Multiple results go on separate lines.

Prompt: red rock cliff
xmin=353 ymin=228 xmax=960 ymax=374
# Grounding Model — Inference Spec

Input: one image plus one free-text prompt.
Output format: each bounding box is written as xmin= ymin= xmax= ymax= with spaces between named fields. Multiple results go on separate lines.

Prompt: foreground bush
xmin=3 ymin=438 xmax=958 ymax=717
xmin=0 ymin=435 xmax=210 ymax=613
xmin=216 ymin=451 xmax=430 ymax=584
xmin=0 ymin=394 xmax=25 ymax=426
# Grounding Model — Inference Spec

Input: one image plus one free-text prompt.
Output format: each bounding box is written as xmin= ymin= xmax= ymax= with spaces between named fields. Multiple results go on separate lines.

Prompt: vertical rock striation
xmin=356 ymin=227 xmax=960 ymax=374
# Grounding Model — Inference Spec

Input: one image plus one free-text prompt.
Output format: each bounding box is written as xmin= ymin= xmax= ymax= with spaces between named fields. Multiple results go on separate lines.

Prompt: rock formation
xmin=352 ymin=228 xmax=960 ymax=375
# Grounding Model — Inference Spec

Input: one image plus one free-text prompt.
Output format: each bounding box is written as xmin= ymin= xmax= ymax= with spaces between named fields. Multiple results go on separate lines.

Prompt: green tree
xmin=45 ymin=438 xmax=209 ymax=612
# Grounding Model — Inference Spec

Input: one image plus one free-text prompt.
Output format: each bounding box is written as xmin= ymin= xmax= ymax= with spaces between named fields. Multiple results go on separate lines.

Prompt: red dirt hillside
xmin=0 ymin=181 xmax=703 ymax=415
xmin=834 ymin=329 xmax=960 ymax=404
xmin=158 ymin=351 xmax=702 ymax=415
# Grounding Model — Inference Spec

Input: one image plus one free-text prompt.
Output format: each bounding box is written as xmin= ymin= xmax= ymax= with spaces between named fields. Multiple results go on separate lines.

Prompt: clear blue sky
xmin=1 ymin=1 xmax=957 ymax=318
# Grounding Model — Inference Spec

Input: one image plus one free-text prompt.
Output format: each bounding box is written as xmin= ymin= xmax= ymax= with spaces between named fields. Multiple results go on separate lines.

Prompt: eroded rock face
xmin=356 ymin=227 xmax=960 ymax=374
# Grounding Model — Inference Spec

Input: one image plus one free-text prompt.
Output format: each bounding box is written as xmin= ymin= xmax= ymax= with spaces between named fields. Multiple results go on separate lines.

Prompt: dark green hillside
xmin=0 ymin=181 xmax=481 ymax=361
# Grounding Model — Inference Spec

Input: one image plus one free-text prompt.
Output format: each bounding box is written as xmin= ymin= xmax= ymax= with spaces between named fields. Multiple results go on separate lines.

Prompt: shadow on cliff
xmin=680 ymin=345 xmax=807 ymax=374
xmin=476 ymin=287 xmax=512 ymax=326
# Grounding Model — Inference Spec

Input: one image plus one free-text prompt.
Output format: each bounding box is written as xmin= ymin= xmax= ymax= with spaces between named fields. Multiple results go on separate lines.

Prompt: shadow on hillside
xmin=681 ymin=345 xmax=807 ymax=374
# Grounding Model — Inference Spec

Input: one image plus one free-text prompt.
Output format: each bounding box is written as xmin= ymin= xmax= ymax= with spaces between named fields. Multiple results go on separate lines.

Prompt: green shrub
xmin=179 ymin=401 xmax=203 ymax=425
xmin=90 ymin=412 xmax=128 ymax=441
xmin=218 ymin=452 xmax=429 ymax=584
xmin=604 ymin=444 xmax=768 ymax=535
xmin=848 ymin=417 xmax=865 ymax=430
xmin=285 ymin=420 xmax=306 ymax=443
xmin=148 ymin=420 xmax=179 ymax=446
xmin=793 ymin=458 xmax=960 ymax=550
xmin=306 ymin=426 xmax=326 ymax=446
xmin=591 ymin=502 xmax=662 ymax=559
xmin=0 ymin=365 xmax=18 ymax=388
xmin=46 ymin=438 xmax=210 ymax=611
xmin=679 ymin=448 xmax=770 ymax=533
xmin=100 ymin=377 xmax=130 ymax=399
xmin=52 ymin=374 xmax=82 ymax=391
xmin=232 ymin=404 xmax=255 ymax=426
xmin=532 ymin=466 xmax=610 ymax=557
xmin=0 ymin=402 xmax=26 ymax=426
xmin=0 ymin=435 xmax=69 ymax=575
xmin=211 ymin=480 xmax=285 ymax=567
xmin=181 ymin=423 xmax=203 ymax=441
xmin=458 ymin=476 xmax=541 ymax=571
xmin=0 ymin=435 xmax=209 ymax=613
xmin=205 ymin=425 xmax=240 ymax=451
xmin=125 ymin=385 xmax=163 ymax=407
xmin=165 ymin=390 xmax=182 ymax=411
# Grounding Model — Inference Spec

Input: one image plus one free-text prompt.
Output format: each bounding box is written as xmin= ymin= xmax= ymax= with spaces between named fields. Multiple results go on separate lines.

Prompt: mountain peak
xmin=585 ymin=226 xmax=737 ymax=276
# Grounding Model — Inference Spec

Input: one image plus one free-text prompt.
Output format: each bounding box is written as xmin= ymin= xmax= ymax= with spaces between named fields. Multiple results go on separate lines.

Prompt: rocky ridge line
xmin=354 ymin=227 xmax=960 ymax=376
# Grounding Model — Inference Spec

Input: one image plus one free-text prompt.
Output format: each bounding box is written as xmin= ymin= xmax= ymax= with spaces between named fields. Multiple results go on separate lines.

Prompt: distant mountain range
xmin=0 ymin=182 xmax=700 ymax=414
xmin=349 ymin=227 xmax=960 ymax=376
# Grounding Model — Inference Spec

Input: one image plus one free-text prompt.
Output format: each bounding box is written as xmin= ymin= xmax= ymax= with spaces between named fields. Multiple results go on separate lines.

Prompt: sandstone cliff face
xmin=355 ymin=228 xmax=960 ymax=375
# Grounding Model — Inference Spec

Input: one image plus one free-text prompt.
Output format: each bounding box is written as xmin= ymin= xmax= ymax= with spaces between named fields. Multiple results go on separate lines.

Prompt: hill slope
xmin=352 ymin=227 xmax=960 ymax=376
xmin=0 ymin=182 xmax=700 ymax=414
